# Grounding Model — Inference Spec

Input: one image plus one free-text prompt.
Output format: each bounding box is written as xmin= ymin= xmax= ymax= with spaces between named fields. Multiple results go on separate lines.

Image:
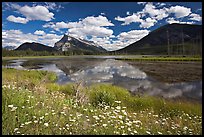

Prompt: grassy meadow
xmin=116 ymin=56 xmax=202 ymax=61
xmin=2 ymin=68 xmax=202 ymax=135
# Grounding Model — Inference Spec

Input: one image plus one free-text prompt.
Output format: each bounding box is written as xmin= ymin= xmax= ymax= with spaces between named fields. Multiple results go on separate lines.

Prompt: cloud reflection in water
xmin=3 ymin=58 xmax=202 ymax=101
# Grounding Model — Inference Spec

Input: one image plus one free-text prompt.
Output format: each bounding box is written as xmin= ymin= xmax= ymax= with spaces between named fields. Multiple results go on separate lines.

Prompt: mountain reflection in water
xmin=3 ymin=58 xmax=202 ymax=102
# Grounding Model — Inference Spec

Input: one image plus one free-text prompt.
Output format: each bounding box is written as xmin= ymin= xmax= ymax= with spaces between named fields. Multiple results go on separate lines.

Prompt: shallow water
xmin=3 ymin=56 xmax=202 ymax=102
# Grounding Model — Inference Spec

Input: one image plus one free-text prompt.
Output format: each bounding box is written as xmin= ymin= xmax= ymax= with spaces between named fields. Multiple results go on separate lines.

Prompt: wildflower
xmin=122 ymin=110 xmax=127 ymax=115
xmin=134 ymin=130 xmax=138 ymax=134
xmin=45 ymin=113 xmax=49 ymax=116
xmin=83 ymin=108 xmax=88 ymax=111
xmin=183 ymin=126 xmax=188 ymax=131
xmin=14 ymin=128 xmax=19 ymax=132
xmin=40 ymin=116 xmax=44 ymax=120
xmin=8 ymin=105 xmax=14 ymax=108
xmin=116 ymin=106 xmax=121 ymax=110
xmin=115 ymin=101 xmax=121 ymax=104
xmin=121 ymin=126 xmax=124 ymax=129
xmin=93 ymin=116 xmax=100 ymax=120
xmin=102 ymin=124 xmax=107 ymax=127
xmin=34 ymin=120 xmax=38 ymax=123
xmin=44 ymin=123 xmax=49 ymax=127
xmin=146 ymin=131 xmax=151 ymax=134
xmin=25 ymin=121 xmax=32 ymax=125
xmin=118 ymin=115 xmax=123 ymax=119
xmin=133 ymin=120 xmax=142 ymax=124
xmin=11 ymin=107 xmax=17 ymax=111
xmin=16 ymin=131 xmax=20 ymax=134
xmin=126 ymin=122 xmax=132 ymax=126
xmin=158 ymin=131 xmax=162 ymax=135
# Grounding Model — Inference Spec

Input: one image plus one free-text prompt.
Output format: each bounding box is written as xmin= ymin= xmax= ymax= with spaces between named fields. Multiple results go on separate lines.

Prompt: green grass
xmin=2 ymin=55 xmax=69 ymax=60
xmin=116 ymin=56 xmax=202 ymax=61
xmin=2 ymin=68 xmax=202 ymax=135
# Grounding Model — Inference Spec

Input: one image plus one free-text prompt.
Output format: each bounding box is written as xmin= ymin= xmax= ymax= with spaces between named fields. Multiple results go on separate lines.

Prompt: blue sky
xmin=2 ymin=2 xmax=202 ymax=51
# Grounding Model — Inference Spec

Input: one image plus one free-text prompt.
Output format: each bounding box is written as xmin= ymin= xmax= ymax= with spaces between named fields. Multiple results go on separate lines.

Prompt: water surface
xmin=3 ymin=56 xmax=202 ymax=102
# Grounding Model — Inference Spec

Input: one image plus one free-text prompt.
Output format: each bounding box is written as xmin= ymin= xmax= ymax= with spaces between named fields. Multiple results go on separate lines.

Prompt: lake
xmin=3 ymin=55 xmax=202 ymax=102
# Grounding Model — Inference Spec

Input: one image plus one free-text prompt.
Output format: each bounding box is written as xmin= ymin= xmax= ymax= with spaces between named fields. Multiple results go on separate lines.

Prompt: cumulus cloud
xmin=7 ymin=15 xmax=28 ymax=24
xmin=43 ymin=15 xmax=114 ymax=31
xmin=34 ymin=30 xmax=45 ymax=35
xmin=115 ymin=13 xmax=142 ymax=25
xmin=68 ymin=26 xmax=113 ymax=38
xmin=116 ymin=29 xmax=149 ymax=47
xmin=140 ymin=17 xmax=157 ymax=28
xmin=142 ymin=2 xmax=168 ymax=20
xmin=115 ymin=2 xmax=199 ymax=28
xmin=126 ymin=11 xmax=130 ymax=15
xmin=166 ymin=17 xmax=194 ymax=24
xmin=168 ymin=5 xmax=191 ymax=18
xmin=115 ymin=2 xmax=167 ymax=28
xmin=43 ymin=15 xmax=114 ymax=40
xmin=81 ymin=15 xmax=114 ymax=27
xmin=6 ymin=4 xmax=54 ymax=24
xmin=189 ymin=13 xmax=202 ymax=21
xmin=137 ymin=2 xmax=146 ymax=5
xmin=19 ymin=5 xmax=54 ymax=21
xmin=44 ymin=2 xmax=63 ymax=12
xmin=2 ymin=29 xmax=62 ymax=48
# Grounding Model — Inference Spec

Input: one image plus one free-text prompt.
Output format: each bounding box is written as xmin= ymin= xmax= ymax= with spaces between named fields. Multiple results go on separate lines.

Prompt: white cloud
xmin=156 ymin=2 xmax=166 ymax=7
xmin=34 ymin=30 xmax=45 ymax=35
xmin=115 ymin=2 xmax=198 ymax=29
xmin=142 ymin=2 xmax=168 ymax=20
xmin=168 ymin=5 xmax=191 ymax=18
xmin=166 ymin=17 xmax=195 ymax=24
xmin=140 ymin=17 xmax=157 ymax=28
xmin=189 ymin=13 xmax=202 ymax=21
xmin=3 ymin=2 xmax=21 ymax=10
xmin=82 ymin=15 xmax=114 ymax=27
xmin=2 ymin=29 xmax=62 ymax=48
xmin=126 ymin=11 xmax=130 ymax=15
xmin=118 ymin=30 xmax=149 ymax=41
xmin=7 ymin=15 xmax=28 ymax=24
xmin=43 ymin=15 xmax=114 ymax=40
xmin=6 ymin=4 xmax=54 ymax=24
xmin=19 ymin=5 xmax=54 ymax=21
xmin=43 ymin=15 xmax=114 ymax=32
xmin=116 ymin=29 xmax=149 ymax=47
xmin=137 ymin=2 xmax=146 ymax=5
xmin=68 ymin=26 xmax=113 ymax=38
xmin=115 ymin=13 xmax=142 ymax=25
xmin=91 ymin=29 xmax=150 ymax=51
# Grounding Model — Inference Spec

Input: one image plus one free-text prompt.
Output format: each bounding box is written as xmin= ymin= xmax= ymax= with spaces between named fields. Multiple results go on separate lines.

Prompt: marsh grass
xmin=2 ymin=68 xmax=202 ymax=135
xmin=116 ymin=56 xmax=202 ymax=61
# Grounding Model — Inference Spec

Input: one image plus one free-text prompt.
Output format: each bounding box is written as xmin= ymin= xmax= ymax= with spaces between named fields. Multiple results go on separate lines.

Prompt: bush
xmin=88 ymin=84 xmax=130 ymax=107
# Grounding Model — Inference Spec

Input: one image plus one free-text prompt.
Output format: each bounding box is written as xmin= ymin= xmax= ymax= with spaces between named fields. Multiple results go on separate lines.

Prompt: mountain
xmin=54 ymin=34 xmax=107 ymax=53
xmin=115 ymin=23 xmax=202 ymax=55
xmin=15 ymin=42 xmax=57 ymax=52
xmin=3 ymin=46 xmax=16 ymax=50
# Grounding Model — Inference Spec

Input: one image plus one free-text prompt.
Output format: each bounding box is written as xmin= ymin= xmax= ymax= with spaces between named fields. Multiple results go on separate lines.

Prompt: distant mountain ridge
xmin=54 ymin=34 xmax=106 ymax=53
xmin=3 ymin=46 xmax=16 ymax=50
xmin=116 ymin=23 xmax=202 ymax=55
xmin=15 ymin=42 xmax=57 ymax=52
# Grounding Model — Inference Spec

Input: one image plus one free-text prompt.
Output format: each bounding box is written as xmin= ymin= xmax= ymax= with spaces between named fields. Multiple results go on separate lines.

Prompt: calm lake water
xmin=3 ymin=56 xmax=202 ymax=102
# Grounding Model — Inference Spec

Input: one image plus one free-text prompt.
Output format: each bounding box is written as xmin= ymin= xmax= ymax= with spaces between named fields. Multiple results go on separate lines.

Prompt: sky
xmin=2 ymin=2 xmax=202 ymax=51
